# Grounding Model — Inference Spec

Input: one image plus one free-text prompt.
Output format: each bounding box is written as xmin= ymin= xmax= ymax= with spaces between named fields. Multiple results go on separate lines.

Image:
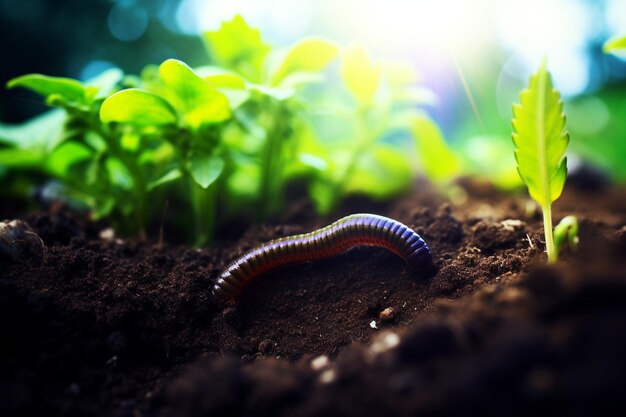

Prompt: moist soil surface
xmin=1 ymin=179 xmax=626 ymax=417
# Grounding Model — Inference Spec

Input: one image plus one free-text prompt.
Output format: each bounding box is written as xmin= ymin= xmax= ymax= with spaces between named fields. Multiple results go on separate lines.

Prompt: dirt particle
xmin=319 ymin=368 xmax=336 ymax=384
xmin=311 ymin=355 xmax=329 ymax=371
xmin=379 ymin=307 xmax=396 ymax=322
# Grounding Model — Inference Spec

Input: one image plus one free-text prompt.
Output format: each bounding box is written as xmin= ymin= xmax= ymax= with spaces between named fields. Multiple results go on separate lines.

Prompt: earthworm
xmin=212 ymin=213 xmax=432 ymax=305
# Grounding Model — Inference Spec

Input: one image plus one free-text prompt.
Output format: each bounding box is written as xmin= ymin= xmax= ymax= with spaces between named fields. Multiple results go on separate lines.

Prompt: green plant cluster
xmin=0 ymin=15 xmax=446 ymax=245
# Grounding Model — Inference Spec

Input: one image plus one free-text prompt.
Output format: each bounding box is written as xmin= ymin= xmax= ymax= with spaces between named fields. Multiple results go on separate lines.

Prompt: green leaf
xmin=0 ymin=148 xmax=45 ymax=167
xmin=0 ymin=109 xmax=66 ymax=149
xmin=188 ymin=154 xmax=225 ymax=189
xmin=47 ymin=141 xmax=93 ymax=176
xmin=195 ymin=66 xmax=247 ymax=89
xmin=158 ymin=59 xmax=231 ymax=127
xmin=100 ymin=88 xmax=178 ymax=126
xmin=202 ymin=14 xmax=270 ymax=82
xmin=460 ymin=135 xmax=523 ymax=190
xmin=340 ymin=46 xmax=380 ymax=107
xmin=345 ymin=144 xmax=412 ymax=198
xmin=512 ymin=61 xmax=569 ymax=207
xmin=7 ymin=74 xmax=85 ymax=104
xmin=603 ymin=35 xmax=626 ymax=54
xmin=148 ymin=168 xmax=182 ymax=191
xmin=410 ymin=113 xmax=460 ymax=181
xmin=85 ymin=67 xmax=124 ymax=99
xmin=553 ymin=215 xmax=579 ymax=258
xmin=270 ymin=38 xmax=338 ymax=86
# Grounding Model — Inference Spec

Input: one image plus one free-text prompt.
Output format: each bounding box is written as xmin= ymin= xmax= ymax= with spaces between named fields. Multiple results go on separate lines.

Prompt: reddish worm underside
xmin=212 ymin=213 xmax=432 ymax=305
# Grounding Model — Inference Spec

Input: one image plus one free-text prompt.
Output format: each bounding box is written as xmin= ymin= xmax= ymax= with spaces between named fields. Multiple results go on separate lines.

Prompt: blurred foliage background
xmin=1 ymin=0 xmax=626 ymax=244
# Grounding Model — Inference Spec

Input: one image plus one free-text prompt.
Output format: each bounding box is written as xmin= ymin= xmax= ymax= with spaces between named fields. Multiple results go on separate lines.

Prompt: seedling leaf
xmin=512 ymin=60 xmax=569 ymax=262
xmin=202 ymin=15 xmax=270 ymax=82
xmin=158 ymin=59 xmax=231 ymax=127
xmin=270 ymin=38 xmax=338 ymax=86
xmin=410 ymin=113 xmax=460 ymax=181
xmin=188 ymin=154 xmax=225 ymax=189
xmin=340 ymin=46 xmax=380 ymax=107
xmin=512 ymin=61 xmax=568 ymax=206
xmin=553 ymin=215 xmax=579 ymax=258
xmin=8 ymin=74 xmax=86 ymax=104
xmin=148 ymin=168 xmax=183 ymax=191
xmin=100 ymin=89 xmax=178 ymax=126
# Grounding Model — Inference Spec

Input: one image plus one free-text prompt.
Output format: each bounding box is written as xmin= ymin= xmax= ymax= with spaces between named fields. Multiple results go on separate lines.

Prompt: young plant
xmin=202 ymin=15 xmax=339 ymax=218
xmin=553 ymin=215 xmax=579 ymax=259
xmin=512 ymin=60 xmax=569 ymax=263
xmin=305 ymin=46 xmax=441 ymax=214
xmin=2 ymin=15 xmax=446 ymax=245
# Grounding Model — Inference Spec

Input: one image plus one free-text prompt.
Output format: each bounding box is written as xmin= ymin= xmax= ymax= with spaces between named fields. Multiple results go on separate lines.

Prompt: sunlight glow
xmin=175 ymin=0 xmax=604 ymax=98
xmin=329 ymin=0 xmax=489 ymax=57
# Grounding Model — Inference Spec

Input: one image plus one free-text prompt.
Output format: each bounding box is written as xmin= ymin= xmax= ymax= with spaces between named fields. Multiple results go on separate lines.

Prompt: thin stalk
xmin=258 ymin=99 xmax=287 ymax=220
xmin=541 ymin=204 xmax=556 ymax=263
xmin=190 ymin=179 xmax=215 ymax=247
xmin=94 ymin=123 xmax=148 ymax=239
xmin=328 ymin=107 xmax=374 ymax=212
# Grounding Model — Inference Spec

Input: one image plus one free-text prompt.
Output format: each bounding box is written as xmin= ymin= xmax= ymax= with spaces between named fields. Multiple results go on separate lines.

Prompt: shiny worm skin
xmin=212 ymin=213 xmax=432 ymax=306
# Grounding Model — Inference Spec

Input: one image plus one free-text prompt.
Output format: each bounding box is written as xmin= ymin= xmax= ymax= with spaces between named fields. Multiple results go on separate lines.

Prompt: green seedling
xmin=305 ymin=46 xmax=444 ymax=214
xmin=512 ymin=60 xmax=569 ymax=263
xmin=2 ymin=15 xmax=445 ymax=245
xmin=553 ymin=215 xmax=579 ymax=259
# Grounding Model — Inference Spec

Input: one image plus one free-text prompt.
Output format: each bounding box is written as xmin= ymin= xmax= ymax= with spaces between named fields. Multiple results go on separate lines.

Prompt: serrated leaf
xmin=100 ymin=88 xmax=178 ymax=125
xmin=340 ymin=46 xmax=380 ymax=107
xmin=512 ymin=61 xmax=569 ymax=207
xmin=188 ymin=154 xmax=224 ymax=189
xmin=202 ymin=14 xmax=270 ymax=82
xmin=270 ymin=38 xmax=338 ymax=86
xmin=159 ymin=59 xmax=231 ymax=127
xmin=603 ymin=35 xmax=626 ymax=54
xmin=7 ymin=74 xmax=86 ymax=104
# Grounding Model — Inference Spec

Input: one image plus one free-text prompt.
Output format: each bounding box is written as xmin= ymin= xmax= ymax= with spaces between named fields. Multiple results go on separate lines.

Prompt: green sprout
xmin=553 ymin=215 xmax=579 ymax=259
xmin=1 ymin=15 xmax=445 ymax=246
xmin=512 ymin=60 xmax=570 ymax=263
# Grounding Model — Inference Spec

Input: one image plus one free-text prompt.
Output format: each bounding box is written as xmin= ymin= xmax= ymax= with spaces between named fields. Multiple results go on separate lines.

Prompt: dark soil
xmin=1 ymin=181 xmax=625 ymax=417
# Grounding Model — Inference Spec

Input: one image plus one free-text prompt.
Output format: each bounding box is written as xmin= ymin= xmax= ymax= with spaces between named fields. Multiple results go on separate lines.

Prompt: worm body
xmin=213 ymin=213 xmax=432 ymax=305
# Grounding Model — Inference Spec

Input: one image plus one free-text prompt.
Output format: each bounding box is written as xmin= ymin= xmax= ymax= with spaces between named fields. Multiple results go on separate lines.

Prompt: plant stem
xmin=541 ymin=203 xmax=556 ymax=263
xmin=258 ymin=99 xmax=286 ymax=220
xmin=328 ymin=107 xmax=372 ymax=213
xmin=190 ymin=179 xmax=215 ymax=247
xmin=94 ymin=123 xmax=148 ymax=239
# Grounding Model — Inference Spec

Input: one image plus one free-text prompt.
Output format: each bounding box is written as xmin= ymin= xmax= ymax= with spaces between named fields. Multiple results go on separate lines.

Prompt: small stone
xmin=99 ymin=228 xmax=115 ymax=240
xmin=311 ymin=355 xmax=329 ymax=371
xmin=379 ymin=307 xmax=396 ymax=322
xmin=319 ymin=369 xmax=336 ymax=384
xmin=369 ymin=320 xmax=378 ymax=329
xmin=371 ymin=332 xmax=400 ymax=354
